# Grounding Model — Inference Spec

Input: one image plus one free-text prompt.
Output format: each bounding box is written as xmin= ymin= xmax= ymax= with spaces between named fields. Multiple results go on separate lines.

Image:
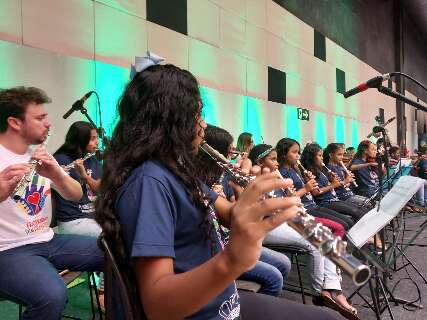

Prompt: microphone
xmin=63 ymin=91 xmax=94 ymax=119
xmin=367 ymin=116 xmax=396 ymax=138
xmin=343 ymin=74 xmax=391 ymax=98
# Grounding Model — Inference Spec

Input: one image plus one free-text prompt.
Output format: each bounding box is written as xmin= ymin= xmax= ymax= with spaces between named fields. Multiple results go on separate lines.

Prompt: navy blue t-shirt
xmin=279 ymin=167 xmax=317 ymax=209
xmin=418 ymin=159 xmax=427 ymax=180
xmin=53 ymin=153 xmax=102 ymax=222
xmin=115 ymin=160 xmax=240 ymax=320
xmin=221 ymin=173 xmax=235 ymax=201
xmin=327 ymin=164 xmax=353 ymax=200
xmin=313 ymin=170 xmax=338 ymax=205
xmin=352 ymin=158 xmax=379 ymax=197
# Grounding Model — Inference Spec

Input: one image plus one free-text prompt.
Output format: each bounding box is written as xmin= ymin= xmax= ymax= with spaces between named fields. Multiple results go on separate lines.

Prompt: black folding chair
xmin=100 ymin=237 xmax=146 ymax=320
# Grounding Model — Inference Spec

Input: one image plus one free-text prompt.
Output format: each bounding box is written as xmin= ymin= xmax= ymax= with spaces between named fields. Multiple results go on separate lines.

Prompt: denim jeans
xmin=58 ymin=218 xmax=104 ymax=291
xmin=264 ymin=223 xmax=341 ymax=294
xmin=238 ymin=247 xmax=291 ymax=296
xmin=0 ymin=233 xmax=104 ymax=320
xmin=415 ymin=180 xmax=427 ymax=206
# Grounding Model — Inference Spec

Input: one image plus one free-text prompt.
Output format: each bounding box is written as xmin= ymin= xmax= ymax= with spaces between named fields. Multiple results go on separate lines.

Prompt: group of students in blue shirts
xmin=54 ymin=56 xmax=423 ymax=320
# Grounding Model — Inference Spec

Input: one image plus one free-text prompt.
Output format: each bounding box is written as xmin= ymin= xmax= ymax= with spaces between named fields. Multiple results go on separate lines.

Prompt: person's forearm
xmin=350 ymin=163 xmax=370 ymax=171
xmin=81 ymin=176 xmax=101 ymax=192
xmin=138 ymin=250 xmax=242 ymax=319
xmin=52 ymin=173 xmax=82 ymax=201
xmin=295 ymin=187 xmax=307 ymax=198
xmin=312 ymin=185 xmax=334 ymax=196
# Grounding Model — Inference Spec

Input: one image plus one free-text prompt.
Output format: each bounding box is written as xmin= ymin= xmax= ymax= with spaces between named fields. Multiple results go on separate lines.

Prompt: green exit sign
xmin=297 ymin=108 xmax=310 ymax=121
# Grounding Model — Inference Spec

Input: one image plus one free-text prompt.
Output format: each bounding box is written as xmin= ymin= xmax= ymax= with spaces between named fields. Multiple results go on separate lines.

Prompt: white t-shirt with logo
xmin=0 ymin=144 xmax=54 ymax=251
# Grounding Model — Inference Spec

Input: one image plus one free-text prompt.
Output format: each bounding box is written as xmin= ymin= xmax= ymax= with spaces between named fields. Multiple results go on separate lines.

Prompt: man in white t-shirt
xmin=0 ymin=87 xmax=104 ymax=320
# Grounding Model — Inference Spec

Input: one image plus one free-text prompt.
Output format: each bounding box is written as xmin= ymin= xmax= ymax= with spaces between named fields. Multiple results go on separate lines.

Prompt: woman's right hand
xmin=224 ymin=172 xmax=301 ymax=273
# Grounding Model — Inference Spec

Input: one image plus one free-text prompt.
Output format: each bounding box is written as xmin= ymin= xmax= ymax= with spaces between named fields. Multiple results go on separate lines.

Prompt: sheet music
xmin=347 ymin=176 xmax=425 ymax=248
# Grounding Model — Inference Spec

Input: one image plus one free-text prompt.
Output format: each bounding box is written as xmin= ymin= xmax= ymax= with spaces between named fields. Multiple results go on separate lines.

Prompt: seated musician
xmin=0 ymin=87 xmax=103 ymax=320
xmin=53 ymin=121 xmax=104 ymax=307
xmin=95 ymin=56 xmax=336 ymax=320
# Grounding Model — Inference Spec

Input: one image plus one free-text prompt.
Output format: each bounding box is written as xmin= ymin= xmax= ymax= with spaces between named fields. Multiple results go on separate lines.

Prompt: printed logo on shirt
xmin=218 ymin=292 xmax=240 ymax=320
xmin=370 ymin=170 xmax=379 ymax=183
xmin=85 ymin=169 xmax=97 ymax=202
xmin=11 ymin=174 xmax=51 ymax=235
xmin=12 ymin=176 xmax=50 ymax=217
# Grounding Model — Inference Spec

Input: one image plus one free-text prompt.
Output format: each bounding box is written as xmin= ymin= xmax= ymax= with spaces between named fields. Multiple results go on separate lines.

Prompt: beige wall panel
xmin=189 ymin=38 xmax=246 ymax=94
xmin=244 ymin=22 xmax=267 ymax=64
xmin=246 ymin=0 xmax=266 ymax=29
xmin=215 ymin=0 xmax=246 ymax=19
xmin=0 ymin=40 xmax=96 ymax=152
xmin=266 ymin=1 xmax=287 ymax=40
xmin=261 ymin=101 xmax=286 ymax=145
xmin=95 ymin=2 xmax=147 ymax=68
xmin=95 ymin=0 xmax=146 ymax=18
xmin=188 ymin=0 xmax=220 ymax=47
xmin=298 ymin=49 xmax=335 ymax=91
xmin=266 ymin=32 xmax=287 ymax=71
xmin=246 ymin=59 xmax=268 ymax=100
xmin=189 ymin=39 xmax=221 ymax=89
xmin=282 ymin=9 xmax=314 ymax=55
xmin=220 ymin=9 xmax=246 ymax=56
xmin=0 ymin=0 xmax=22 ymax=43
xmin=22 ymin=0 xmax=94 ymax=60
xmin=346 ymin=92 xmax=363 ymax=119
xmin=147 ymin=22 xmax=188 ymax=69
xmin=216 ymin=49 xmax=246 ymax=94
xmin=202 ymin=86 xmax=247 ymax=140
xmin=281 ymin=40 xmax=302 ymax=78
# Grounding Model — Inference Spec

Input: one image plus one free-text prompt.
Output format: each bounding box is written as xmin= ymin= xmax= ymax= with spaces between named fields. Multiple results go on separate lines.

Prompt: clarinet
xmin=62 ymin=151 xmax=98 ymax=172
xmin=12 ymin=132 xmax=50 ymax=200
xmin=321 ymin=162 xmax=351 ymax=191
xmin=296 ymin=160 xmax=320 ymax=192
xmin=200 ymin=141 xmax=371 ymax=286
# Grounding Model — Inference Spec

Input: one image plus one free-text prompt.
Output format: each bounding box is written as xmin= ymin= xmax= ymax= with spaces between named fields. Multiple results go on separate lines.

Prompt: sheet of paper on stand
xmin=347 ymin=176 xmax=425 ymax=248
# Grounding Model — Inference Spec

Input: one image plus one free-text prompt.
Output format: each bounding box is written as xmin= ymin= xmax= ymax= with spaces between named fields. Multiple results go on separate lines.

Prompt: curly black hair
xmin=95 ymin=64 xmax=207 ymax=277
xmin=54 ymin=121 xmax=95 ymax=159
xmin=301 ymin=143 xmax=324 ymax=178
xmin=195 ymin=124 xmax=233 ymax=187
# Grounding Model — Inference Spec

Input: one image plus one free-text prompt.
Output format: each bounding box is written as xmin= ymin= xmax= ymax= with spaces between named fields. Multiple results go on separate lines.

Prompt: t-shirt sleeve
xmin=201 ymin=183 xmax=219 ymax=204
xmin=130 ymin=176 xmax=177 ymax=259
xmin=352 ymin=158 xmax=363 ymax=165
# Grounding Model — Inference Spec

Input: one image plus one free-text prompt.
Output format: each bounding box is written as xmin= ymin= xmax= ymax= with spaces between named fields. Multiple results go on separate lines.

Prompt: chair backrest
xmin=101 ymin=237 xmax=146 ymax=320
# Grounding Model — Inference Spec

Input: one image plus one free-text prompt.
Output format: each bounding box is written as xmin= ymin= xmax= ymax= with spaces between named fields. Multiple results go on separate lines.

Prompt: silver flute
xmin=63 ymin=151 xmax=97 ymax=172
xmin=13 ymin=133 xmax=50 ymax=200
xmin=200 ymin=141 xmax=371 ymax=286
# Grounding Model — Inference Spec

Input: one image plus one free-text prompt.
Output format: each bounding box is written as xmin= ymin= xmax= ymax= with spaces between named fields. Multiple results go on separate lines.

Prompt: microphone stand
xmin=354 ymin=83 xmax=427 ymax=317
xmin=377 ymin=85 xmax=427 ymax=112
xmin=71 ymin=102 xmax=109 ymax=156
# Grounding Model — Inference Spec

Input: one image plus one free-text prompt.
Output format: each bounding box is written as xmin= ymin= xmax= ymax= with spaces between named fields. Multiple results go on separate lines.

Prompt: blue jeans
xmin=238 ymin=247 xmax=291 ymax=296
xmin=0 ymin=233 xmax=104 ymax=320
xmin=415 ymin=180 xmax=427 ymax=206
